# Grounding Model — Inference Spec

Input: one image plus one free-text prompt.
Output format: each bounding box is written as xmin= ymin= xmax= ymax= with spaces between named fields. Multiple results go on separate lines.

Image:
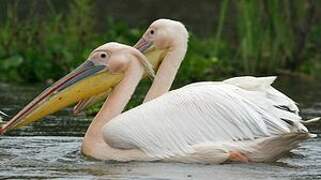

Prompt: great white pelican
xmin=1 ymin=19 xmax=319 ymax=164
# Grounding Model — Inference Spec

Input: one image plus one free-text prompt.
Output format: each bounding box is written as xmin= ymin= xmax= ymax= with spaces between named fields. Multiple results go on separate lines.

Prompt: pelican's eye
xmin=150 ymin=30 xmax=154 ymax=35
xmin=100 ymin=52 xmax=107 ymax=58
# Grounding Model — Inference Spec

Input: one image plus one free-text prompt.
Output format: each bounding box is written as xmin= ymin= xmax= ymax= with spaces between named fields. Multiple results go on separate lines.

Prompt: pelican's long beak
xmin=134 ymin=38 xmax=154 ymax=54
xmin=134 ymin=37 xmax=167 ymax=70
xmin=0 ymin=60 xmax=123 ymax=134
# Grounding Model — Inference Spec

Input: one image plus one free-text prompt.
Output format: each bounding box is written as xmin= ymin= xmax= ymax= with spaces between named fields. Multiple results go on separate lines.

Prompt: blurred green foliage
xmin=0 ymin=0 xmax=320 ymax=86
xmin=0 ymin=0 xmax=143 ymax=83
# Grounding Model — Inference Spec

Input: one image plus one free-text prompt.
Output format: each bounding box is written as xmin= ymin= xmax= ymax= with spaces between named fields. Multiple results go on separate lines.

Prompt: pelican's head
xmin=0 ymin=42 xmax=154 ymax=134
xmin=135 ymin=19 xmax=188 ymax=54
xmin=134 ymin=19 xmax=189 ymax=102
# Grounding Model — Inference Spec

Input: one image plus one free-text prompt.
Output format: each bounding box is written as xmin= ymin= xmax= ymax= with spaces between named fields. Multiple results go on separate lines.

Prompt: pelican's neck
xmin=83 ymin=56 xmax=144 ymax=147
xmin=144 ymin=42 xmax=187 ymax=102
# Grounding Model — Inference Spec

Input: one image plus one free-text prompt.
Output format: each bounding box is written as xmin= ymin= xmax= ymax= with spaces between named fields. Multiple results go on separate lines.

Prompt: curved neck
xmin=144 ymin=42 xmax=187 ymax=102
xmin=84 ymin=55 xmax=144 ymax=144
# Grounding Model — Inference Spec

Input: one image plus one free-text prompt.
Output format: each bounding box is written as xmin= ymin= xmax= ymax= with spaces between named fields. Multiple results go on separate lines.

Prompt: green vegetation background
xmin=0 ymin=0 xmax=320 ymax=110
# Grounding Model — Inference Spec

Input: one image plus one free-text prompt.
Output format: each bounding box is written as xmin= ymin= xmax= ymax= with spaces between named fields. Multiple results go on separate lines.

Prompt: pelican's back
xmin=103 ymin=82 xmax=309 ymax=161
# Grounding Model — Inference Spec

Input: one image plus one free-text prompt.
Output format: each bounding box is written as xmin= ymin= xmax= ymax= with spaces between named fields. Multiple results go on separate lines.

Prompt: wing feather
xmin=103 ymin=83 xmax=307 ymax=159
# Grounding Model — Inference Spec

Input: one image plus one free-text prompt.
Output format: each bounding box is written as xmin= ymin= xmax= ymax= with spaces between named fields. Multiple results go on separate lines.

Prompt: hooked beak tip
xmin=135 ymin=38 xmax=153 ymax=53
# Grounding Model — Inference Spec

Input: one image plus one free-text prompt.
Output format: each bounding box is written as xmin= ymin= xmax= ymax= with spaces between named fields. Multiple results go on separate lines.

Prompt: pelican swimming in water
xmin=1 ymin=19 xmax=319 ymax=164
xmin=99 ymin=19 xmax=319 ymax=163
xmin=0 ymin=42 xmax=165 ymax=161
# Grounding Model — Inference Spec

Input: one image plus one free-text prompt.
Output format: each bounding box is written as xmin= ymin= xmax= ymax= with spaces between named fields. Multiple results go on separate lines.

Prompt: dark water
xmin=0 ymin=76 xmax=320 ymax=179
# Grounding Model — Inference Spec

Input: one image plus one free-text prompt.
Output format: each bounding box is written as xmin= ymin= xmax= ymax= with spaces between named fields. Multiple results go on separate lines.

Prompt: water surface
xmin=0 ymin=76 xmax=320 ymax=179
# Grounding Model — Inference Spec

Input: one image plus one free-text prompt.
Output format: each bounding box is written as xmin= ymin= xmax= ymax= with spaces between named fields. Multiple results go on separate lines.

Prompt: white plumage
xmin=103 ymin=76 xmax=312 ymax=163
xmin=84 ymin=19 xmax=318 ymax=163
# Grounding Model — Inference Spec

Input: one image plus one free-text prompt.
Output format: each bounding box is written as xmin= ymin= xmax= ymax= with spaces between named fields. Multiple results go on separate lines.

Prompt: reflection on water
xmin=0 ymin=76 xmax=320 ymax=179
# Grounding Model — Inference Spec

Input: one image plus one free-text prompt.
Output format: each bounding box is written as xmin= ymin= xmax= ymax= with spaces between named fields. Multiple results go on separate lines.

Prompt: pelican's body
xmin=102 ymin=76 xmax=311 ymax=163
xmin=97 ymin=19 xmax=317 ymax=163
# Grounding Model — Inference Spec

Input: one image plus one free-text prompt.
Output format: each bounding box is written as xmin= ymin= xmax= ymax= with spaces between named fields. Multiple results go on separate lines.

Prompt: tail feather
xmin=309 ymin=133 xmax=317 ymax=138
xmin=301 ymin=117 xmax=321 ymax=124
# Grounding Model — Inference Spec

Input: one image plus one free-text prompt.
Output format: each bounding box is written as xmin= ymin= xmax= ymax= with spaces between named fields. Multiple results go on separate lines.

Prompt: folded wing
xmin=103 ymin=82 xmax=307 ymax=159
